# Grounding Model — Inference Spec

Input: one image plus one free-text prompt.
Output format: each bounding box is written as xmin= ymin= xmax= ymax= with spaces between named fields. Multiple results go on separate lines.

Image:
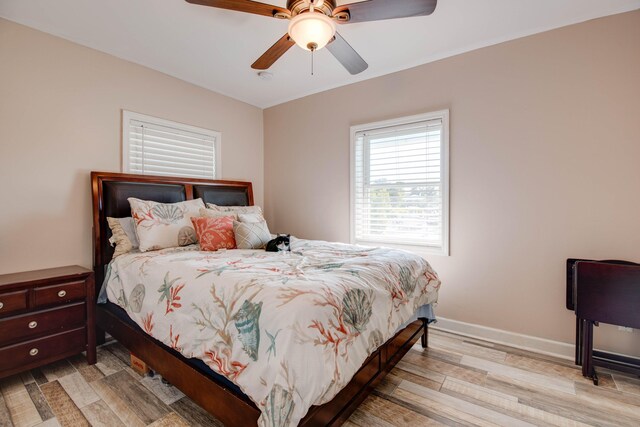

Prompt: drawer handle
xmin=0 ymin=302 xmax=3 ymax=310
xmin=28 ymin=321 xmax=38 ymax=329
xmin=58 ymin=290 xmax=67 ymax=298
xmin=29 ymin=348 xmax=39 ymax=356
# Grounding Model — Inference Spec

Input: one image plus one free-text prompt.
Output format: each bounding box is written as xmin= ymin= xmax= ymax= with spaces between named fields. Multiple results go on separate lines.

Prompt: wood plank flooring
xmin=1 ymin=329 xmax=638 ymax=426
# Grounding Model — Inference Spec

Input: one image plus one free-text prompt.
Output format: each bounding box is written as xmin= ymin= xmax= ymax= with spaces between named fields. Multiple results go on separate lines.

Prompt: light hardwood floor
xmin=1 ymin=329 xmax=639 ymax=426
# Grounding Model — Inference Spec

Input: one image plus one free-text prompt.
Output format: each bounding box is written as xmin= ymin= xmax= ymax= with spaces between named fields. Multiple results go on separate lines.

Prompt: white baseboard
xmin=431 ymin=317 xmax=575 ymax=360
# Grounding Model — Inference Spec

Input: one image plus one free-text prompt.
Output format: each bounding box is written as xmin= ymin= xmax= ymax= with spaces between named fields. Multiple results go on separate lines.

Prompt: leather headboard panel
xmin=193 ymin=185 xmax=250 ymax=206
xmin=101 ymin=182 xmax=186 ymax=265
xmin=92 ymin=172 xmax=254 ymax=293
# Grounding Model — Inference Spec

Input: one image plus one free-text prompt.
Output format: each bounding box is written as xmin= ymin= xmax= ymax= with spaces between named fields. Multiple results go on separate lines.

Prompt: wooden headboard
xmin=91 ymin=171 xmax=253 ymax=294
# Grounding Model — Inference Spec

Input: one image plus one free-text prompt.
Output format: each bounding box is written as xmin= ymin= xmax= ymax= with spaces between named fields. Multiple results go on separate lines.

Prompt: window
xmin=122 ymin=110 xmax=221 ymax=179
xmin=351 ymin=110 xmax=449 ymax=255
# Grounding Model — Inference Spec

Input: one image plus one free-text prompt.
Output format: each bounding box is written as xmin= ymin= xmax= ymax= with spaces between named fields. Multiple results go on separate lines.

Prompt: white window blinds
xmin=352 ymin=111 xmax=449 ymax=254
xmin=122 ymin=111 xmax=221 ymax=179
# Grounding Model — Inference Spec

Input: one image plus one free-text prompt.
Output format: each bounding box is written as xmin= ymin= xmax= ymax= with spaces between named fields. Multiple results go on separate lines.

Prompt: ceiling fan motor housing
xmin=287 ymin=0 xmax=336 ymax=18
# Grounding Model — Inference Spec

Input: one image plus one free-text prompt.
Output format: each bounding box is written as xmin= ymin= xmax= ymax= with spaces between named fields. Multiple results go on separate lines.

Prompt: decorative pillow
xmin=107 ymin=217 xmax=139 ymax=258
xmin=238 ymin=213 xmax=264 ymax=223
xmin=233 ymin=220 xmax=271 ymax=250
xmin=128 ymin=198 xmax=205 ymax=252
xmin=198 ymin=207 xmax=238 ymax=220
xmin=191 ymin=216 xmax=236 ymax=251
xmin=205 ymin=203 xmax=263 ymax=217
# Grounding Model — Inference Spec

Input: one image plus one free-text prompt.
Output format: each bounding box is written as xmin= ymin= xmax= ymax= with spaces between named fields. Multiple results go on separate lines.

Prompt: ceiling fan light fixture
xmin=288 ymin=12 xmax=336 ymax=51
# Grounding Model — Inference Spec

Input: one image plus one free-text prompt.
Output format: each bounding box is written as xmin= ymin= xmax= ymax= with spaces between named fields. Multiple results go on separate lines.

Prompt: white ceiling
xmin=1 ymin=0 xmax=639 ymax=108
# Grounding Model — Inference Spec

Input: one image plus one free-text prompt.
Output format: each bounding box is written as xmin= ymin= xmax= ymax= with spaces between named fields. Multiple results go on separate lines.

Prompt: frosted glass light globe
xmin=288 ymin=12 xmax=336 ymax=51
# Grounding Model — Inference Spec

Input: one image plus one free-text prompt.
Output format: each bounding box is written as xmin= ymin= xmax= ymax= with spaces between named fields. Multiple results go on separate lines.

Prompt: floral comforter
xmin=103 ymin=237 xmax=441 ymax=426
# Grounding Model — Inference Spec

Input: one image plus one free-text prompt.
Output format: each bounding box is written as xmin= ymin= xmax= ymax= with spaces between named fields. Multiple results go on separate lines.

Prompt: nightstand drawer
xmin=0 ymin=327 xmax=86 ymax=372
xmin=34 ymin=281 xmax=86 ymax=307
xmin=0 ymin=303 xmax=85 ymax=346
xmin=0 ymin=266 xmax=94 ymax=379
xmin=0 ymin=290 xmax=28 ymax=318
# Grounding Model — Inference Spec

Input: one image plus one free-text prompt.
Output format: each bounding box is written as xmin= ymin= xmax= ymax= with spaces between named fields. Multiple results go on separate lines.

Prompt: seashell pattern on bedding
xmin=342 ymin=288 xmax=374 ymax=333
xmin=263 ymin=384 xmax=295 ymax=426
xmin=233 ymin=300 xmax=263 ymax=361
xmin=104 ymin=237 xmax=441 ymax=427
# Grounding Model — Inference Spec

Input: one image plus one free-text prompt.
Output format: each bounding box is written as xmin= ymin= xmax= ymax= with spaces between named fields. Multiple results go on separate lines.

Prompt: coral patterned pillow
xmin=191 ymin=216 xmax=236 ymax=251
xmin=128 ymin=198 xmax=204 ymax=252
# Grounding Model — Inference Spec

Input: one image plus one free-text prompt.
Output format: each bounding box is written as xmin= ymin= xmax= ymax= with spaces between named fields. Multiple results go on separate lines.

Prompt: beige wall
xmin=0 ymin=18 xmax=264 ymax=274
xmin=264 ymin=11 xmax=640 ymax=355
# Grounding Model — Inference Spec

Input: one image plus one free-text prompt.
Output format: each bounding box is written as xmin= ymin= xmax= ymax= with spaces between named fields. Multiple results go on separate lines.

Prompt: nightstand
xmin=0 ymin=266 xmax=95 ymax=379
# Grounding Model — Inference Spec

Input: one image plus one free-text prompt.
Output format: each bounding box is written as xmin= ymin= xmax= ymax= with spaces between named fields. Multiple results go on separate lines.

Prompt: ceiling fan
xmin=185 ymin=0 xmax=438 ymax=75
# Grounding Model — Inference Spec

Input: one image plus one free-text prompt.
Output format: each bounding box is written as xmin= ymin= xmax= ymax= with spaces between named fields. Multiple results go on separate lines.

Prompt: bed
xmin=91 ymin=171 xmax=440 ymax=426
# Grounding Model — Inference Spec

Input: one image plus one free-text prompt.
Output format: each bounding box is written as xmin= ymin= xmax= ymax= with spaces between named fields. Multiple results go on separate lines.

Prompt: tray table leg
xmin=581 ymin=319 xmax=598 ymax=384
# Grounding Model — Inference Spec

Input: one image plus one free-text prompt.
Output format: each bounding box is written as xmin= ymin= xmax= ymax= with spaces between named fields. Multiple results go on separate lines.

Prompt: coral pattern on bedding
xmin=104 ymin=238 xmax=440 ymax=427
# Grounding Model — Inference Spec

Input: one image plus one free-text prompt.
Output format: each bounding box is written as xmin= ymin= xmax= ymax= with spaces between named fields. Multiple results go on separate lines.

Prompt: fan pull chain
xmin=307 ymin=43 xmax=317 ymax=76
xmin=307 ymin=41 xmax=318 ymax=76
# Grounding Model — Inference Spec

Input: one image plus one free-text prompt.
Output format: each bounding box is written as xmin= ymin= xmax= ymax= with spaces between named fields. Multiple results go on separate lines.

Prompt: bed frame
xmin=91 ymin=171 xmax=429 ymax=426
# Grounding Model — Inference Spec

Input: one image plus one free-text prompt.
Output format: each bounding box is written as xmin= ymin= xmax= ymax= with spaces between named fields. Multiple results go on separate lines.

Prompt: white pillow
xmin=198 ymin=207 xmax=238 ymax=220
xmin=129 ymin=198 xmax=205 ymax=252
xmin=238 ymin=213 xmax=264 ymax=223
xmin=205 ymin=203 xmax=263 ymax=217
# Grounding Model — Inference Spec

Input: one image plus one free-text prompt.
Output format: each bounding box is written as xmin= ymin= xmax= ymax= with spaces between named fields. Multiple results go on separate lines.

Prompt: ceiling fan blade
xmin=326 ymin=32 xmax=368 ymax=75
xmin=185 ymin=0 xmax=290 ymax=19
xmin=251 ymin=34 xmax=296 ymax=70
xmin=333 ymin=0 xmax=437 ymax=24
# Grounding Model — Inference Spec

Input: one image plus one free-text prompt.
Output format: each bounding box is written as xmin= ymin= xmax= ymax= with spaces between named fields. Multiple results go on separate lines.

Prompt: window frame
xmin=349 ymin=110 xmax=450 ymax=256
xmin=121 ymin=110 xmax=222 ymax=179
